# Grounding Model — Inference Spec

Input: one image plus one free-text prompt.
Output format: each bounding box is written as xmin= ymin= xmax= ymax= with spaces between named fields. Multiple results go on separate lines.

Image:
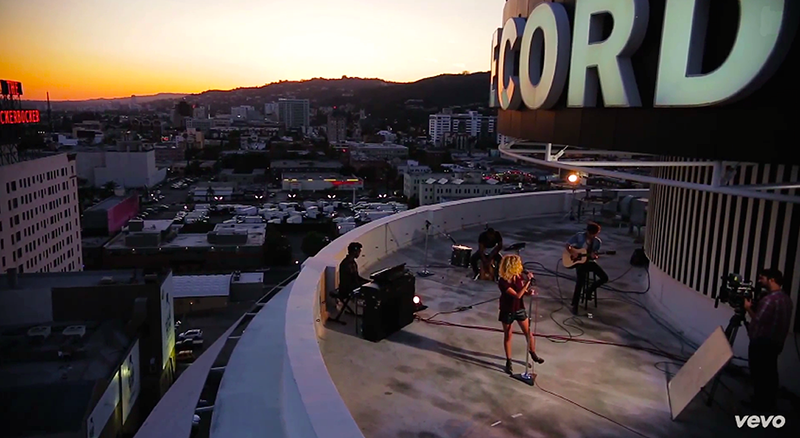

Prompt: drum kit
xmin=448 ymin=233 xmax=527 ymax=280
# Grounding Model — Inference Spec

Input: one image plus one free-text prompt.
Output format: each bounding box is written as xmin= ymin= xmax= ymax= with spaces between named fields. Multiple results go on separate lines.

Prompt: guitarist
xmin=471 ymin=227 xmax=503 ymax=281
xmin=566 ymin=222 xmax=609 ymax=315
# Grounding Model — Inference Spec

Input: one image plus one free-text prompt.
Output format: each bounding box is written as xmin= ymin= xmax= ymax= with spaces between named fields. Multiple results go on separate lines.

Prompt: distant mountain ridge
xmin=23 ymin=72 xmax=491 ymax=112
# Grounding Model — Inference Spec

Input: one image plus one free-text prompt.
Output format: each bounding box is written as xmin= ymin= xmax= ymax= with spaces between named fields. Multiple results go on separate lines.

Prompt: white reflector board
xmin=668 ymin=327 xmax=733 ymax=420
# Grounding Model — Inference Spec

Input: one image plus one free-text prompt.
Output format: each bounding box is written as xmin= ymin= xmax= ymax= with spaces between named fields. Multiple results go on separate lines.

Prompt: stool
xmin=579 ymin=271 xmax=599 ymax=310
xmin=329 ymin=288 xmax=359 ymax=325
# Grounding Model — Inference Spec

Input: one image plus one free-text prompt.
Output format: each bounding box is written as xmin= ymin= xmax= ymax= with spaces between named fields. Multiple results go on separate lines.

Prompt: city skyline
xmin=1 ymin=0 xmax=504 ymax=101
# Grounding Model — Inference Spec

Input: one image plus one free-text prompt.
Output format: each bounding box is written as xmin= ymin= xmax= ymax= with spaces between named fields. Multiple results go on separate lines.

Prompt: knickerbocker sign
xmin=490 ymin=0 xmax=797 ymax=110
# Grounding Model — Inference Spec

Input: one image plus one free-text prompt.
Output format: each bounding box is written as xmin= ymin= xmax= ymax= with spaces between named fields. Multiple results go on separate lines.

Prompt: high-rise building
xmin=326 ymin=112 xmax=347 ymax=144
xmin=0 ymin=153 xmax=83 ymax=274
xmin=428 ymin=111 xmax=497 ymax=148
xmin=277 ymin=99 xmax=310 ymax=132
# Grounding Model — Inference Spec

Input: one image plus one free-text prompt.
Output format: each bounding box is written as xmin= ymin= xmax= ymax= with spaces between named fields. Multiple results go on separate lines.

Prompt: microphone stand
xmin=417 ymin=220 xmax=433 ymax=277
xmin=512 ymin=277 xmax=537 ymax=386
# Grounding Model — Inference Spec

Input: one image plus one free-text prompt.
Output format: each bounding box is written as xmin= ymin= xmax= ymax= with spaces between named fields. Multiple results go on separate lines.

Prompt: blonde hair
xmin=498 ymin=255 xmax=523 ymax=281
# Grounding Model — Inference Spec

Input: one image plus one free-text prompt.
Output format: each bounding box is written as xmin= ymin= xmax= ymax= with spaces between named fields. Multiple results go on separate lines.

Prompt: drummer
xmin=470 ymin=227 xmax=503 ymax=281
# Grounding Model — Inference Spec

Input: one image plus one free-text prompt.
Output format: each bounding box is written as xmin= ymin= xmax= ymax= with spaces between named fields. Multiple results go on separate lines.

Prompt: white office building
xmin=76 ymin=141 xmax=167 ymax=189
xmin=403 ymin=172 xmax=449 ymax=199
xmin=428 ymin=111 xmax=497 ymax=147
xmin=278 ymin=99 xmax=310 ymax=132
xmin=396 ymin=160 xmax=432 ymax=178
xmin=418 ymin=176 xmax=503 ymax=206
xmin=0 ymin=153 xmax=83 ymax=274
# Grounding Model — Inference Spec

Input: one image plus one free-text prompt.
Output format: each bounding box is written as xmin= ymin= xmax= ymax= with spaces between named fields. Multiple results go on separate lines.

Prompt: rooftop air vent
xmin=62 ymin=325 xmax=87 ymax=338
xmin=27 ymin=326 xmax=52 ymax=339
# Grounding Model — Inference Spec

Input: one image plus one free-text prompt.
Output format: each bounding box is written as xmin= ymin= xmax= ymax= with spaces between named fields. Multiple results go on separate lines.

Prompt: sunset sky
xmin=1 ymin=0 xmax=504 ymax=101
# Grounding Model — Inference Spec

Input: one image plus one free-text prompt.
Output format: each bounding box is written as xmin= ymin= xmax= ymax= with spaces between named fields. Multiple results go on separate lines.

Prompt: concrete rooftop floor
xmin=321 ymin=216 xmax=798 ymax=438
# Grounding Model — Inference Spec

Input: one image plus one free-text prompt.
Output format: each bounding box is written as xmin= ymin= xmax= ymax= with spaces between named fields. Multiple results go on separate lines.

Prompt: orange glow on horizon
xmin=1 ymin=0 xmax=505 ymax=101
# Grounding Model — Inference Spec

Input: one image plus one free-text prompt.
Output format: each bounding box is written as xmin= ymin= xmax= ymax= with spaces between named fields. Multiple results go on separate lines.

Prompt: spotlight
xmin=413 ymin=295 xmax=427 ymax=312
xmin=567 ymin=173 xmax=579 ymax=184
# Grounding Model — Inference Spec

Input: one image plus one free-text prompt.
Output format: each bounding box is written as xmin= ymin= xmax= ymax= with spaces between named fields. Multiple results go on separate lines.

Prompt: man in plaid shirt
xmin=743 ymin=268 xmax=793 ymax=411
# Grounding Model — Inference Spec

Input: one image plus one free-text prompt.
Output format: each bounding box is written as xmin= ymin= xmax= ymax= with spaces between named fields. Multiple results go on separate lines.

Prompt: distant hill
xmin=20 ymin=73 xmax=491 ymax=115
xmin=24 ymin=93 xmax=188 ymax=110
xmin=188 ymin=73 xmax=490 ymax=110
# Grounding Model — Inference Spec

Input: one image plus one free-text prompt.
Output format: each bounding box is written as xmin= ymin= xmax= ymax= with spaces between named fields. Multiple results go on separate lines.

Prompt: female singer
xmin=497 ymin=254 xmax=544 ymax=374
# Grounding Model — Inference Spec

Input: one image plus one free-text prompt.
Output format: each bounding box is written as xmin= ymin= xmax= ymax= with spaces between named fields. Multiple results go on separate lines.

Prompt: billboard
xmin=160 ymin=273 xmax=175 ymax=369
xmin=86 ymin=371 xmax=120 ymax=438
xmin=121 ymin=340 xmax=140 ymax=424
xmin=0 ymin=110 xmax=40 ymax=125
xmin=0 ymin=80 xmax=23 ymax=96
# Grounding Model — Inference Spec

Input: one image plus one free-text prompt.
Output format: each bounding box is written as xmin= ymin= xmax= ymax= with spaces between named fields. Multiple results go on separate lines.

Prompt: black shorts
xmin=499 ymin=309 xmax=528 ymax=324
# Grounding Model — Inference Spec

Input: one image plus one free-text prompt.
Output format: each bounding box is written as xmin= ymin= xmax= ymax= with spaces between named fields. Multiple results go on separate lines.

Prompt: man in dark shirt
xmin=338 ymin=242 xmax=369 ymax=300
xmin=566 ymin=222 xmax=609 ymax=315
xmin=743 ymin=268 xmax=793 ymax=411
xmin=470 ymin=227 xmax=503 ymax=280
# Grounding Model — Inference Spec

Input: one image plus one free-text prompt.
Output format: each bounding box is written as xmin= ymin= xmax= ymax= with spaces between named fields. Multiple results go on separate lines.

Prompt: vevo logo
xmin=489 ymin=0 xmax=798 ymax=109
xmin=735 ymin=415 xmax=786 ymax=429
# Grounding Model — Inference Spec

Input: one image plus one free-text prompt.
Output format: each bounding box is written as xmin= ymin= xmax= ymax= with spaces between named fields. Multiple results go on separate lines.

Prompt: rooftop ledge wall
xmin=278 ymin=190 xmax=648 ymax=438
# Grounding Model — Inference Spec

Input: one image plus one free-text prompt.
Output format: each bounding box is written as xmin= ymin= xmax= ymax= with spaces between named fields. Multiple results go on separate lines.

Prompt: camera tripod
xmin=705 ymin=308 xmax=746 ymax=406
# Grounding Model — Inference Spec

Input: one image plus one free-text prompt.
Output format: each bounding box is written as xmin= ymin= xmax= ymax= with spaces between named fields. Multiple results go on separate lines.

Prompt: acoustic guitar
xmin=562 ymin=248 xmax=616 ymax=268
xmin=478 ymin=248 xmax=502 ymax=281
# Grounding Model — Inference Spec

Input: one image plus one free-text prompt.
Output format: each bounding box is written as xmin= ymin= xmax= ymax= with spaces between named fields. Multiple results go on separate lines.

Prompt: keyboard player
xmin=336 ymin=242 xmax=370 ymax=310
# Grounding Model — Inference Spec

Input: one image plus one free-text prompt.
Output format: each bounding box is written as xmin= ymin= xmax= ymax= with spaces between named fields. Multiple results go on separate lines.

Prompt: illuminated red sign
xmin=0 ymin=110 xmax=41 ymax=125
xmin=0 ymin=80 xmax=23 ymax=96
xmin=331 ymin=180 xmax=360 ymax=186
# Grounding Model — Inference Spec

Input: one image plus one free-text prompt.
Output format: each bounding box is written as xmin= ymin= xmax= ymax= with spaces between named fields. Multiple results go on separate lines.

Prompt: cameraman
xmin=743 ymin=268 xmax=793 ymax=411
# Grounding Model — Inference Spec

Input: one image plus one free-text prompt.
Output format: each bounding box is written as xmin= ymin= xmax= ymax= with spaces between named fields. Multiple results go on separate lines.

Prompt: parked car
xmin=176 ymin=350 xmax=195 ymax=363
xmin=179 ymin=329 xmax=203 ymax=340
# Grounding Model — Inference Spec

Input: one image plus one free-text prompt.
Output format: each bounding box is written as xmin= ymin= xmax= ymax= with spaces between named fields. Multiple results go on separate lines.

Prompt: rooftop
xmin=104 ymin=230 xmax=265 ymax=250
xmin=231 ymin=272 xmax=264 ymax=285
xmin=86 ymin=195 xmax=134 ymax=212
xmin=173 ymin=274 xmax=231 ymax=298
xmin=0 ymin=270 xmax=158 ymax=326
xmin=221 ymin=168 xmax=266 ymax=176
xmin=0 ymin=320 xmax=130 ymax=437
xmin=270 ymin=160 xmax=342 ymax=169
xmin=283 ymin=173 xmax=359 ymax=181
xmin=320 ymin=218 xmax=791 ymax=438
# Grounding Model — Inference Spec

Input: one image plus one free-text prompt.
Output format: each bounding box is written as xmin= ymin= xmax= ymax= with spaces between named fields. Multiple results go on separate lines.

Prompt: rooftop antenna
xmin=46 ymin=92 xmax=53 ymax=133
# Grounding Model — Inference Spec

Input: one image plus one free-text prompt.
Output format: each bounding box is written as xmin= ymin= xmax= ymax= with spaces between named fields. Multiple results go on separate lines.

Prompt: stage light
xmin=568 ymin=173 xmax=579 ymax=184
xmin=413 ymin=296 xmax=420 ymax=304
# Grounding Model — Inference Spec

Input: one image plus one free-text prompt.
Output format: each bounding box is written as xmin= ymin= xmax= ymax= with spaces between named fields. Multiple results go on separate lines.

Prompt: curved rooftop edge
xmin=210 ymin=189 xmax=648 ymax=438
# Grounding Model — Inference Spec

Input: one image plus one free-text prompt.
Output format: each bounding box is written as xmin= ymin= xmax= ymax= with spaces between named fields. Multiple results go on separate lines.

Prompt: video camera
xmin=714 ymin=273 xmax=756 ymax=312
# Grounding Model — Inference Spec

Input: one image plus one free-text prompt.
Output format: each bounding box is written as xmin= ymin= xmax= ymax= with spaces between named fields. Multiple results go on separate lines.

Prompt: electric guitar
xmin=562 ymin=248 xmax=616 ymax=268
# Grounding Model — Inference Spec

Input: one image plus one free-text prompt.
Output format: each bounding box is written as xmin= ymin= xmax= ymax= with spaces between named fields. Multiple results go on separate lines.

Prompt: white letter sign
xmin=655 ymin=0 xmax=797 ymax=107
xmin=498 ymin=17 xmax=526 ymax=110
xmin=490 ymin=28 xmax=502 ymax=108
xmin=568 ymin=0 xmax=649 ymax=108
xmin=520 ymin=3 xmax=572 ymax=109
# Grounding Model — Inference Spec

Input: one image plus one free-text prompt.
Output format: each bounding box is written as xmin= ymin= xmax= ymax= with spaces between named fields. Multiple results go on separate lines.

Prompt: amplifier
xmin=360 ymin=270 xmax=416 ymax=342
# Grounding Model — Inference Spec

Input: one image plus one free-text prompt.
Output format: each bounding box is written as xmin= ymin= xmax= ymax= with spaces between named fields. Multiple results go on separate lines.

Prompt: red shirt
xmin=748 ymin=290 xmax=792 ymax=347
xmin=498 ymin=275 xmax=525 ymax=313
